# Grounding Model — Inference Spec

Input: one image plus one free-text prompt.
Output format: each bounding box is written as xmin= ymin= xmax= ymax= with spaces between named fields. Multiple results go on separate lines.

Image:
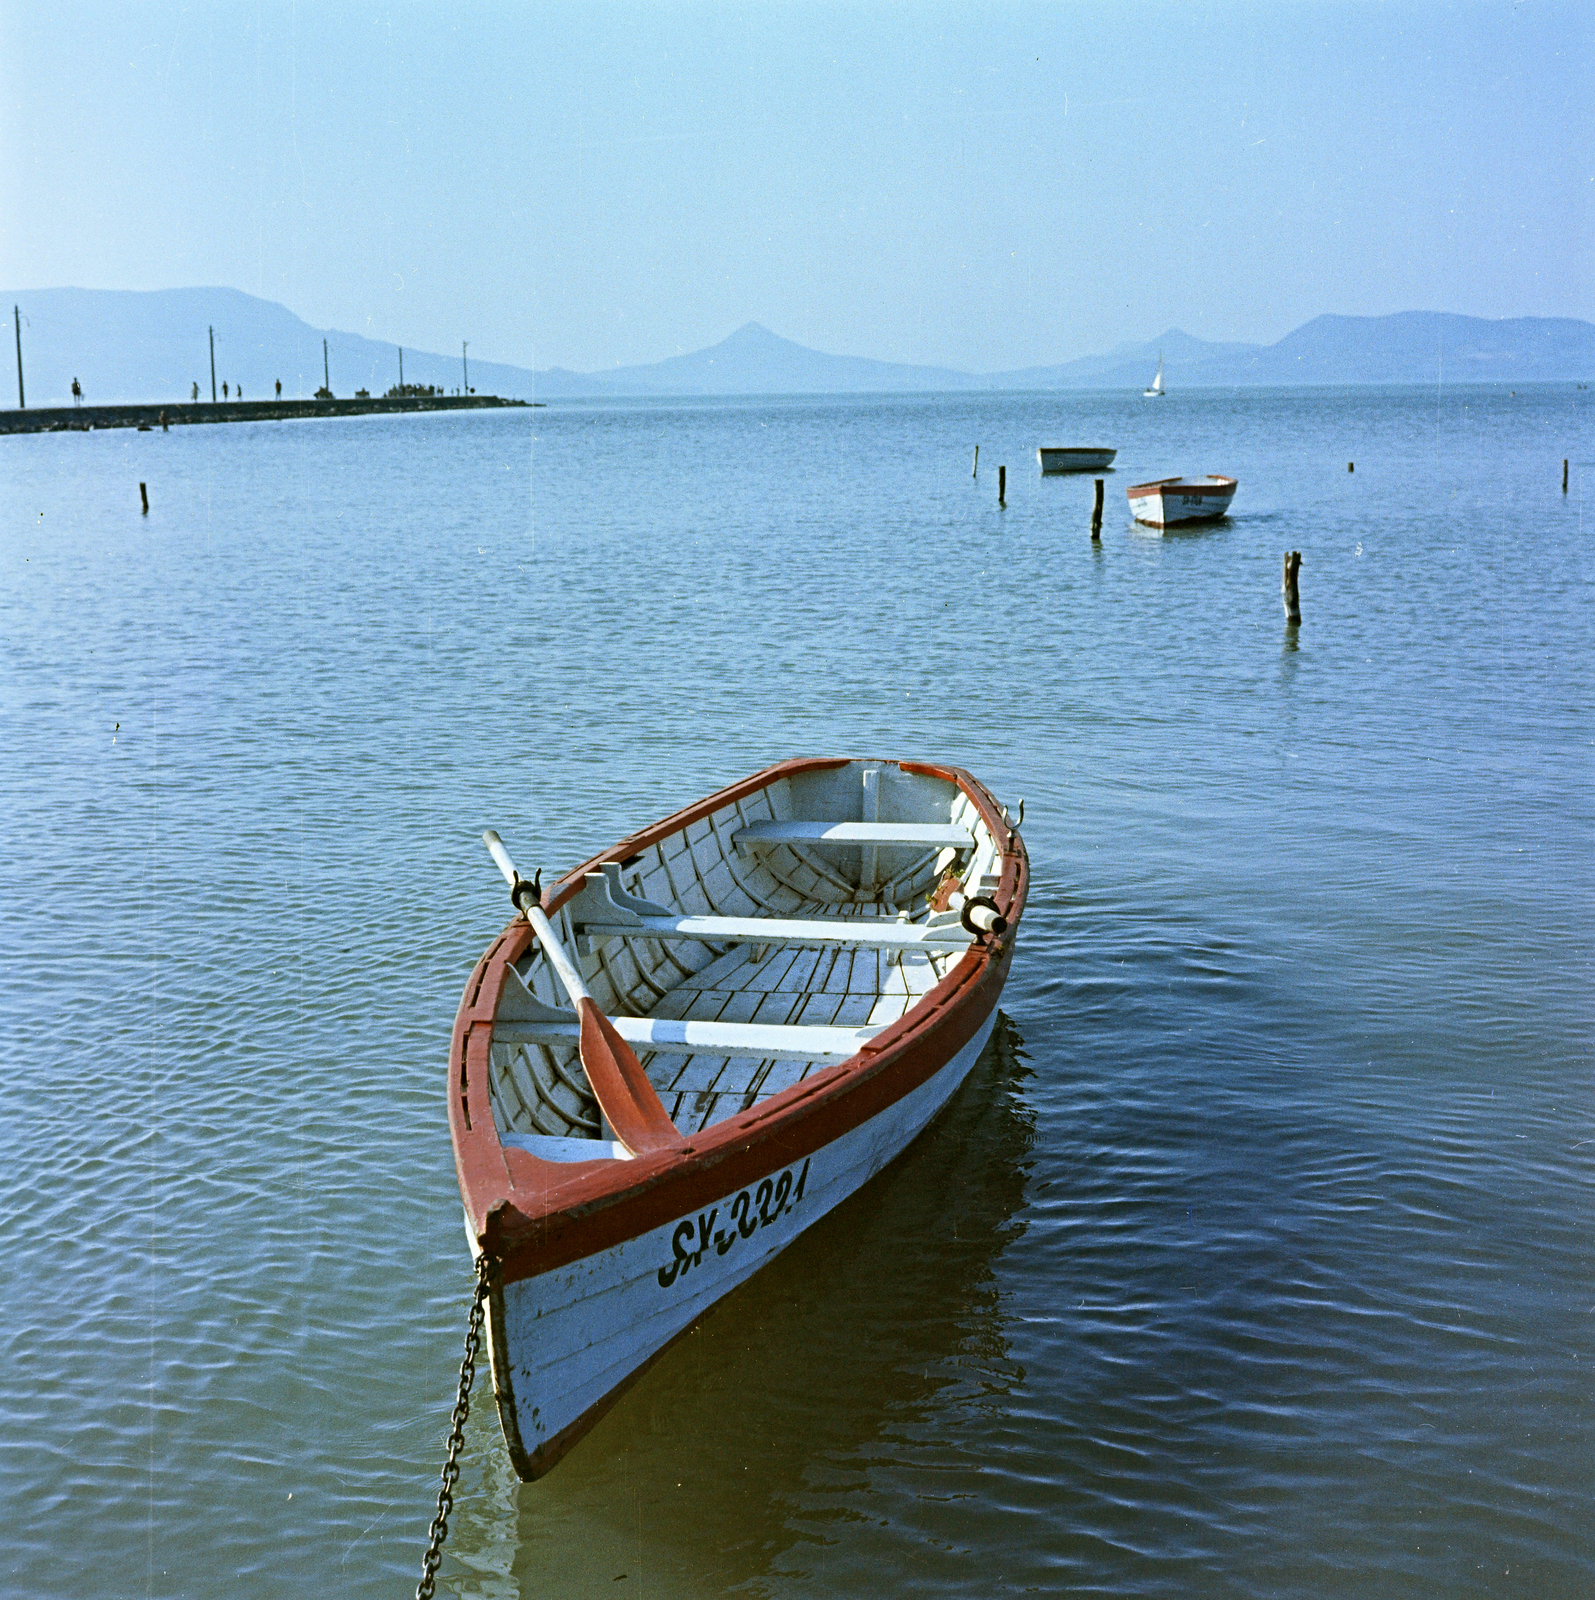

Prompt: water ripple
xmin=0 ymin=389 xmax=1590 ymax=1596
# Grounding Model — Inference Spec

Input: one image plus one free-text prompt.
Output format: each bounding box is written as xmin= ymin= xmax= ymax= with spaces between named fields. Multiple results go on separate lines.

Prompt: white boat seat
xmin=562 ymin=863 xmax=976 ymax=952
xmin=733 ymin=821 xmax=975 ymax=849
xmin=495 ymin=1015 xmax=883 ymax=1060
xmin=577 ymin=910 xmax=972 ymax=951
xmin=499 ymin=1133 xmax=631 ymax=1162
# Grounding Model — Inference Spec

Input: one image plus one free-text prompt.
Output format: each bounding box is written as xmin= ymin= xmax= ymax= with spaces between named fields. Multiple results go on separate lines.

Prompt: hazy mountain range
xmin=2 ymin=287 xmax=1590 ymax=407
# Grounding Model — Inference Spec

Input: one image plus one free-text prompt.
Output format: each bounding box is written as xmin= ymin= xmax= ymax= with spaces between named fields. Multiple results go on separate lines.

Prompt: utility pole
xmin=209 ymin=326 xmax=217 ymax=402
xmin=398 ymin=346 xmax=404 ymax=390
xmin=462 ymin=341 xmax=469 ymax=394
xmin=13 ymin=306 xmax=23 ymax=409
xmin=323 ymin=338 xmax=330 ymax=395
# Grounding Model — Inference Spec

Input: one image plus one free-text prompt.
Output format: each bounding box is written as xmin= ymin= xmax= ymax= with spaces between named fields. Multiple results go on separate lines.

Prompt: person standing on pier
xmin=191 ymin=382 xmax=199 ymax=402
xmin=275 ymin=380 xmax=281 ymax=399
xmin=222 ymin=382 xmax=229 ymax=399
xmin=71 ymin=378 xmax=82 ymax=407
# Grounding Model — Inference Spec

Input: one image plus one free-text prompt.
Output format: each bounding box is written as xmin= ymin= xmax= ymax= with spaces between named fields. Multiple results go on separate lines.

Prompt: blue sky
xmin=0 ymin=2 xmax=1588 ymax=372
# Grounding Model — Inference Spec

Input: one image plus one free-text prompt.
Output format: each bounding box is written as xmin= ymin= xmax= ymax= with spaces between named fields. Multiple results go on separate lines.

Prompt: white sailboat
xmin=1143 ymin=353 xmax=1165 ymax=398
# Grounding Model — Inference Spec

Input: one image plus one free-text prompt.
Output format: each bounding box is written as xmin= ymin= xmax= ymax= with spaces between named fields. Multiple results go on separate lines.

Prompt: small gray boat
xmin=1038 ymin=446 xmax=1117 ymax=474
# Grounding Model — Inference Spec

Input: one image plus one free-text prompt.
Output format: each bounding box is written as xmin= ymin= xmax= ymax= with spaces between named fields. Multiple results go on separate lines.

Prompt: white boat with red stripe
xmin=1126 ymin=473 xmax=1238 ymax=527
xmin=450 ymin=757 xmax=1028 ymax=1479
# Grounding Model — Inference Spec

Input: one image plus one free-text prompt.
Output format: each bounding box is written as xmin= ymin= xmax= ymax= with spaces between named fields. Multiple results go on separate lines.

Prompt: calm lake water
xmin=1 ymin=384 xmax=1591 ymax=1598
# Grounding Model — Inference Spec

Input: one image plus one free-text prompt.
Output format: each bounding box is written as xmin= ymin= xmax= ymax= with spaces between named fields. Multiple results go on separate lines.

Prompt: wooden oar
xmin=483 ymin=830 xmax=680 ymax=1156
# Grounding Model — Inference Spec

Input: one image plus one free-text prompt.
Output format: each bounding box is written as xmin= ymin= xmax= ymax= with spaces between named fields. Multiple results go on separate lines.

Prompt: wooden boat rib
xmin=449 ymin=756 xmax=1027 ymax=1479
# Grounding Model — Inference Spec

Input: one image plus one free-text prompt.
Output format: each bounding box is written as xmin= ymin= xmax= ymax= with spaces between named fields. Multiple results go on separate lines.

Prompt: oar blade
xmin=577 ymin=999 xmax=681 ymax=1155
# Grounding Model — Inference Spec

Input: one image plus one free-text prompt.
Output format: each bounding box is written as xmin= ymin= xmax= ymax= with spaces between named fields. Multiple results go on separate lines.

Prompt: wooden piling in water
xmin=1091 ymin=477 xmax=1104 ymax=539
xmin=1282 ymin=551 xmax=1301 ymax=623
xmin=1564 ymin=459 xmax=1570 ymax=493
xmin=1348 ymin=461 xmax=1354 ymax=472
xmin=972 ymin=445 xmax=979 ymax=478
xmin=998 ymin=465 xmax=1006 ymax=506
xmin=139 ymin=482 xmax=149 ymax=515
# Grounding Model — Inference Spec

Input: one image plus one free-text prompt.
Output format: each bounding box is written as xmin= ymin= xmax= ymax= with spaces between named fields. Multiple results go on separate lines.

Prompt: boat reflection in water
xmin=446 ymin=1014 xmax=1037 ymax=1594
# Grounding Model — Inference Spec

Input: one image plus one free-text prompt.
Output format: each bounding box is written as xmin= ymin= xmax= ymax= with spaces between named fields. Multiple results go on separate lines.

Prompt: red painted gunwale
xmin=448 ymin=756 xmax=1028 ymax=1289
xmin=1125 ymin=474 xmax=1238 ymax=498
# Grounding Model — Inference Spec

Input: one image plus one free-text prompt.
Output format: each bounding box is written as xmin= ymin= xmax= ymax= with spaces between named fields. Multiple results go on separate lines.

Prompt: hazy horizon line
xmin=5 ymin=283 xmax=1593 ymax=381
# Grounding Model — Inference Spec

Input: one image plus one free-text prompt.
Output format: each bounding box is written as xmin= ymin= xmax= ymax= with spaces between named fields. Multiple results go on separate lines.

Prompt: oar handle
xmin=948 ymin=890 xmax=1006 ymax=936
xmin=483 ymin=827 xmax=540 ymax=910
xmin=482 ymin=828 xmax=518 ymax=888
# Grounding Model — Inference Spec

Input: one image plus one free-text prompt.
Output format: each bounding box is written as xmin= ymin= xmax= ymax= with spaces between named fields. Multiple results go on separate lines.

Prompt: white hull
xmin=489 ymin=1008 xmax=999 ymax=1458
xmin=1126 ymin=475 xmax=1238 ymax=527
xmin=1127 ymin=491 xmax=1235 ymax=526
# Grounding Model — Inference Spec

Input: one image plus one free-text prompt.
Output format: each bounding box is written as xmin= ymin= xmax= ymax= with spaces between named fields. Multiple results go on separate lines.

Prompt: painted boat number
xmin=656 ymin=1157 xmax=811 ymax=1288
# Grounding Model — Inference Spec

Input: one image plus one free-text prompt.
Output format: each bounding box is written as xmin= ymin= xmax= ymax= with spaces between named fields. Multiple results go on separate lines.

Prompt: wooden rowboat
xmin=450 ymin=757 xmax=1028 ymax=1479
xmin=1126 ymin=473 xmax=1238 ymax=527
xmin=1038 ymin=446 xmax=1117 ymax=474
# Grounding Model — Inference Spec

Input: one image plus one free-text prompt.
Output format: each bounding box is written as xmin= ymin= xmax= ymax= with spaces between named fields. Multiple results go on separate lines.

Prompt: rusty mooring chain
xmin=416 ymin=1250 xmax=495 ymax=1600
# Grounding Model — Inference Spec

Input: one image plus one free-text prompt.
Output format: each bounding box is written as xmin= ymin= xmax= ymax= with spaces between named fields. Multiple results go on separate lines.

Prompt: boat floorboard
xmin=639 ymin=933 xmax=949 ymax=1133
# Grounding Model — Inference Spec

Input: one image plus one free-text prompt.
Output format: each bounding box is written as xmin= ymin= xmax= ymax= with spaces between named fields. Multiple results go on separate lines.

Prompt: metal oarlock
xmin=510 ymin=868 xmax=541 ymax=913
xmin=959 ymin=894 xmax=1007 ymax=939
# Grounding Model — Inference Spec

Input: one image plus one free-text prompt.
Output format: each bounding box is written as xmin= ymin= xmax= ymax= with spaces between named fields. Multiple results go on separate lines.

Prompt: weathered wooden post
xmin=1091 ymin=477 xmax=1104 ymax=539
xmin=1564 ymin=459 xmax=1570 ymax=494
xmin=139 ymin=482 xmax=149 ymax=515
xmin=972 ymin=445 xmax=979 ymax=478
xmin=998 ymin=464 xmax=1006 ymax=506
xmin=159 ymin=410 xmax=168 ymax=432
xmin=1282 ymin=551 xmax=1301 ymax=623
xmin=1348 ymin=461 xmax=1354 ymax=472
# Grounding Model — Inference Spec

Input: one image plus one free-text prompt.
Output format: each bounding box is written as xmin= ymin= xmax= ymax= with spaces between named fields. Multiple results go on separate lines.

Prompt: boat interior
xmin=488 ymin=761 xmax=1006 ymax=1153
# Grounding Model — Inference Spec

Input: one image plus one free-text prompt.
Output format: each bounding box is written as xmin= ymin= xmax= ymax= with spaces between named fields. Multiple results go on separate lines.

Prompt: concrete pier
xmin=0 ymin=393 xmax=534 ymax=436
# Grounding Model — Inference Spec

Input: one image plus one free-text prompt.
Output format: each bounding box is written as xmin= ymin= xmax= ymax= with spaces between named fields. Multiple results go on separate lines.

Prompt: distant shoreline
xmin=0 ymin=393 xmax=537 ymax=436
